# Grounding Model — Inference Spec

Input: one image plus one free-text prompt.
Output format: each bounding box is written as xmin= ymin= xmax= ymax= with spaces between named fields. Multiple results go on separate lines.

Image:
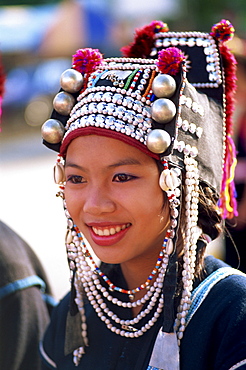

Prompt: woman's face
xmin=64 ymin=135 xmax=170 ymax=269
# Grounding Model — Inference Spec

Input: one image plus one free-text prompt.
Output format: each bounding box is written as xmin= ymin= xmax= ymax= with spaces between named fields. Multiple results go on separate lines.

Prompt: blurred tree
xmin=175 ymin=0 xmax=246 ymax=36
xmin=0 ymin=0 xmax=61 ymax=4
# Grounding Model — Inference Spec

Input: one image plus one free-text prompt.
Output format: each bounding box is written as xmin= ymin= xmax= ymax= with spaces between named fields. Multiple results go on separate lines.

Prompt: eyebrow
xmin=107 ymin=158 xmax=141 ymax=168
xmin=65 ymin=162 xmax=85 ymax=170
xmin=65 ymin=158 xmax=141 ymax=171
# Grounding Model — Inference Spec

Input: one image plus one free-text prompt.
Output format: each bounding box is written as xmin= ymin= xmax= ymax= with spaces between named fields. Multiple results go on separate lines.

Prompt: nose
xmin=83 ymin=185 xmax=116 ymax=215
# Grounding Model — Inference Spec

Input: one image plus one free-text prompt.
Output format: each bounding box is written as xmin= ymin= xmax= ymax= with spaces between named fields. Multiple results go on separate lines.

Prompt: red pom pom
xmin=210 ymin=19 xmax=235 ymax=43
xmin=157 ymin=47 xmax=185 ymax=75
xmin=0 ymin=60 xmax=5 ymax=98
xmin=121 ymin=20 xmax=169 ymax=58
xmin=72 ymin=48 xmax=103 ymax=75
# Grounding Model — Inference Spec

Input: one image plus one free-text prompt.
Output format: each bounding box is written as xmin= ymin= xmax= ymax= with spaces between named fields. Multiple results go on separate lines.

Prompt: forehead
xmin=66 ymin=135 xmax=156 ymax=167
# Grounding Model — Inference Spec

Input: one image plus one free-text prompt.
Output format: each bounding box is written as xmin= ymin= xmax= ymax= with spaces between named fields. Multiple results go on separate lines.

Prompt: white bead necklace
xmin=74 ymin=238 xmax=169 ymax=333
xmin=76 ymin=247 xmax=169 ymax=325
xmin=81 ymin=267 xmax=165 ymax=327
xmin=72 ymin=245 xmax=169 ymax=365
xmin=75 ymin=232 xmax=170 ymax=299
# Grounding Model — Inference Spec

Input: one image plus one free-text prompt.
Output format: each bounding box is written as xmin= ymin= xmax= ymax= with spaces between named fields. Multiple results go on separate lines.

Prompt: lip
xmin=86 ymin=222 xmax=131 ymax=246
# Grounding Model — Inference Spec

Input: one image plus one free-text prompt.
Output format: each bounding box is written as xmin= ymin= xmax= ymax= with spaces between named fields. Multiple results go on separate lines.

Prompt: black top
xmin=0 ymin=220 xmax=56 ymax=370
xmin=41 ymin=256 xmax=246 ymax=370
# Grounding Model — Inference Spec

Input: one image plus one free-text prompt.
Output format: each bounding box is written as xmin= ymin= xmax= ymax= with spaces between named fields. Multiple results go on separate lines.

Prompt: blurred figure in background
xmin=0 ymin=60 xmax=56 ymax=370
xmin=0 ymin=220 xmax=56 ymax=370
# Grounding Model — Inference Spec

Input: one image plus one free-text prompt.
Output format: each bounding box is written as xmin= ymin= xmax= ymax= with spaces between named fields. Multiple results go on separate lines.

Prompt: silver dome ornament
xmin=53 ymin=91 xmax=76 ymax=116
xmin=146 ymin=129 xmax=171 ymax=154
xmin=41 ymin=119 xmax=65 ymax=144
xmin=60 ymin=68 xmax=84 ymax=93
xmin=54 ymin=162 xmax=66 ymax=184
xmin=151 ymin=98 xmax=176 ymax=124
xmin=152 ymin=74 xmax=176 ymax=98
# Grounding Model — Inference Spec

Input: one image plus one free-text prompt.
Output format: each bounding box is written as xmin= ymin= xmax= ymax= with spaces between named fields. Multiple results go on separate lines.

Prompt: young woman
xmin=40 ymin=20 xmax=246 ymax=369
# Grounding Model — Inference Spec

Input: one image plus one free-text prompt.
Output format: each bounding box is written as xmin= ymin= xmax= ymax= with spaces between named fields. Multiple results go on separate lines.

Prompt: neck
xmin=120 ymin=258 xmax=156 ymax=291
xmin=120 ymin=252 xmax=161 ymax=316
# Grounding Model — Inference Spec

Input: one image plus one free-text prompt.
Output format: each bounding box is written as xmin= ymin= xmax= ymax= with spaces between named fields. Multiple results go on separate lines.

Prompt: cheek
xmin=64 ymin=188 xmax=81 ymax=220
xmin=136 ymin=185 xmax=168 ymax=224
xmin=159 ymin=200 xmax=170 ymax=229
xmin=152 ymin=188 xmax=170 ymax=228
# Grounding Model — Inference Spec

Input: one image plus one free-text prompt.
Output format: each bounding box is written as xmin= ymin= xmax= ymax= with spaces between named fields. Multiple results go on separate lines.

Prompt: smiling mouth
xmin=91 ymin=223 xmax=131 ymax=236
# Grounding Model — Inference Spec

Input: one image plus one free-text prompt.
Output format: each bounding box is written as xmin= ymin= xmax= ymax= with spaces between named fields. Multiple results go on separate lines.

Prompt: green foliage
xmin=179 ymin=0 xmax=246 ymax=36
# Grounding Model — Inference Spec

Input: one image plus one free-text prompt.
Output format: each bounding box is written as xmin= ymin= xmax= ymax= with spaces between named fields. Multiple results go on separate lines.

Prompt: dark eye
xmin=67 ymin=175 xmax=85 ymax=184
xmin=113 ymin=173 xmax=136 ymax=182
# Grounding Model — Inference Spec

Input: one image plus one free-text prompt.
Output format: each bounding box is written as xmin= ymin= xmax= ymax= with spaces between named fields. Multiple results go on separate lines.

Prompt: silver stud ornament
xmin=60 ymin=68 xmax=84 ymax=93
xmin=152 ymin=74 xmax=176 ymax=98
xmin=53 ymin=91 xmax=76 ymax=116
xmin=41 ymin=118 xmax=65 ymax=144
xmin=151 ymin=98 xmax=176 ymax=124
xmin=146 ymin=129 xmax=171 ymax=154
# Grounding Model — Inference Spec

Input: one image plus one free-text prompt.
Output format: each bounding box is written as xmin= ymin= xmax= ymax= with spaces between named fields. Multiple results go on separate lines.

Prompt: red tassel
xmin=121 ymin=20 xmax=169 ymax=58
xmin=0 ymin=59 xmax=5 ymax=98
xmin=218 ymin=42 xmax=238 ymax=218
xmin=0 ymin=56 xmax=5 ymax=133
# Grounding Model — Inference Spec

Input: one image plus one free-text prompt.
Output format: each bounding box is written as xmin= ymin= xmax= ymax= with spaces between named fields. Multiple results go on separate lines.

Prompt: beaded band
xmin=66 ymin=87 xmax=153 ymax=145
xmin=151 ymin=32 xmax=222 ymax=88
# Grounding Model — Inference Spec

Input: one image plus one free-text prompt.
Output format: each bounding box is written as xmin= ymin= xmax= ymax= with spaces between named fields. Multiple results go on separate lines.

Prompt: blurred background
xmin=1 ymin=0 xmax=246 ymax=300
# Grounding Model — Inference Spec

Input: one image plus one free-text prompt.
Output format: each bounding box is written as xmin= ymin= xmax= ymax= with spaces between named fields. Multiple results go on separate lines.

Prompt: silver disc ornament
xmin=146 ymin=129 xmax=171 ymax=154
xmin=53 ymin=91 xmax=76 ymax=116
xmin=60 ymin=68 xmax=84 ymax=93
xmin=41 ymin=119 xmax=65 ymax=144
xmin=152 ymin=74 xmax=176 ymax=98
xmin=151 ymin=98 xmax=176 ymax=124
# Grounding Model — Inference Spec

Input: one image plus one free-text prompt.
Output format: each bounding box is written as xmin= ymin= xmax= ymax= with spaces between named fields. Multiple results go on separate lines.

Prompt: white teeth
xmin=110 ymin=228 xmax=116 ymax=235
xmin=92 ymin=224 xmax=130 ymax=236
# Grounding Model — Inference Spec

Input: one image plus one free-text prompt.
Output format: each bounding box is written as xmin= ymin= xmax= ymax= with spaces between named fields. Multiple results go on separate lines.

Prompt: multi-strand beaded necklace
xmin=65 ymin=221 xmax=171 ymax=365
